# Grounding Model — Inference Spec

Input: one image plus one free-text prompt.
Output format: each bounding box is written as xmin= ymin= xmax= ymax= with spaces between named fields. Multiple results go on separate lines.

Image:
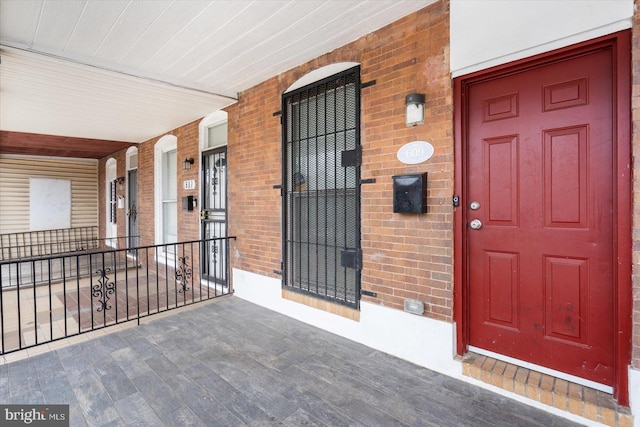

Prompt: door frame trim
xmin=453 ymin=30 xmax=632 ymax=405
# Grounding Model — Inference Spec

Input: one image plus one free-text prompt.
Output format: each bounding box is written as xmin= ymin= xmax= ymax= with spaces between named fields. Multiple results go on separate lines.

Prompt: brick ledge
xmin=281 ymin=289 xmax=360 ymax=321
xmin=461 ymin=352 xmax=632 ymax=427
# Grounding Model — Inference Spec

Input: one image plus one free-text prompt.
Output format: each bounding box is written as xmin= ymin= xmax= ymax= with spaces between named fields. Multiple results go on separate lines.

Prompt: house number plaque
xmin=397 ymin=141 xmax=434 ymax=165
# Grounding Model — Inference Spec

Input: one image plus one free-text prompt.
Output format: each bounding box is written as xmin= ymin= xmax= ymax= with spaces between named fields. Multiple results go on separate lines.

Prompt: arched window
xmin=199 ymin=110 xmax=228 ymax=151
xmin=126 ymin=146 xmax=138 ymax=171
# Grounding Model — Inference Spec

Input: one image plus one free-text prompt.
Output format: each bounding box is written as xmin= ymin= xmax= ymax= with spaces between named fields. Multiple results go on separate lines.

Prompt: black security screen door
xmin=282 ymin=66 xmax=361 ymax=308
xmin=201 ymin=147 xmax=228 ymax=285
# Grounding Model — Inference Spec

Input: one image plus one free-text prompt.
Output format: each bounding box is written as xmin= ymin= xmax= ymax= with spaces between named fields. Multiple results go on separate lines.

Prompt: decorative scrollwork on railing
xmin=211 ymin=239 xmax=218 ymax=267
xmin=176 ymin=256 xmax=193 ymax=293
xmin=212 ymin=166 xmax=218 ymax=196
xmin=93 ymin=268 xmax=115 ymax=312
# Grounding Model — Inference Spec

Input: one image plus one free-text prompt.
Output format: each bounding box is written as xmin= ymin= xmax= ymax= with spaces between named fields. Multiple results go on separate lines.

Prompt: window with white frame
xmin=199 ymin=110 xmax=229 ymax=152
xmin=154 ymin=135 xmax=178 ymax=256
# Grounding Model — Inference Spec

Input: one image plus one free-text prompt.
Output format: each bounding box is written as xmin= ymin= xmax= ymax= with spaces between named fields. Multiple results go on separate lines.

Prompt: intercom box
xmin=392 ymin=173 xmax=427 ymax=214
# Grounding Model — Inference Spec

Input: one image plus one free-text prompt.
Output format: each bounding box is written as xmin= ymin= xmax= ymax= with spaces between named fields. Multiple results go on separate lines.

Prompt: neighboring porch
xmin=0 ymin=296 xmax=583 ymax=427
xmin=0 ymin=235 xmax=232 ymax=355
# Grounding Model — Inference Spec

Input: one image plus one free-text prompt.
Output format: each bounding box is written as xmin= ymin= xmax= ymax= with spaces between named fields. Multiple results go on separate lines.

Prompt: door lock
xmin=470 ymin=219 xmax=483 ymax=230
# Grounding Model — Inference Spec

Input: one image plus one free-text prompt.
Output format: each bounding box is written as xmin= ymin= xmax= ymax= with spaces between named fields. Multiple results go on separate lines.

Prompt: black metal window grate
xmin=110 ymin=180 xmax=117 ymax=224
xmin=282 ymin=67 xmax=361 ymax=308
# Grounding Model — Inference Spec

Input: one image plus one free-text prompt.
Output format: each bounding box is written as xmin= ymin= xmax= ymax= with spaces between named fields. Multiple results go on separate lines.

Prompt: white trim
xmin=629 ymin=367 xmax=640 ymax=427
xmin=285 ymin=62 xmax=360 ymax=93
xmin=126 ymin=146 xmax=138 ymax=171
xmin=469 ymin=346 xmax=613 ymax=394
xmin=199 ymin=110 xmax=228 ymax=152
xmin=154 ymin=135 xmax=178 ymax=261
xmin=451 ymin=19 xmax=632 ymax=78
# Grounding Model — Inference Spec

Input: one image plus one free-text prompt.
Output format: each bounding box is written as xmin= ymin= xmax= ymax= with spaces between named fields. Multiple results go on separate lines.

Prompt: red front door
xmin=467 ymin=48 xmax=614 ymax=385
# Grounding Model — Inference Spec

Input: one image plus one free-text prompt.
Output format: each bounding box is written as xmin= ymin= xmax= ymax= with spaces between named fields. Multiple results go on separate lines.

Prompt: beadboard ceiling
xmin=0 ymin=0 xmax=435 ymax=157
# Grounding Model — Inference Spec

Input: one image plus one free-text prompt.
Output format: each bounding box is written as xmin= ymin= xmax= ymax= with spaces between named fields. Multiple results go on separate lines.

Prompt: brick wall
xmin=99 ymin=119 xmax=202 ymax=249
xmin=175 ymin=120 xmax=201 ymax=243
xmin=359 ymin=3 xmax=452 ymax=321
xmin=136 ymin=134 xmax=154 ymax=248
xmin=631 ymin=0 xmax=640 ymax=369
xmin=228 ymin=0 xmax=453 ymax=321
xmin=94 ymin=0 xmax=638 ymax=349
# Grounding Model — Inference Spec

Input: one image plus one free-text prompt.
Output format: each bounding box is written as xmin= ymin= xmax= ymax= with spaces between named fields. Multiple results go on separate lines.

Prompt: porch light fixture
xmin=405 ymin=93 xmax=425 ymax=126
xmin=182 ymin=157 xmax=195 ymax=170
xmin=115 ymin=176 xmax=125 ymax=190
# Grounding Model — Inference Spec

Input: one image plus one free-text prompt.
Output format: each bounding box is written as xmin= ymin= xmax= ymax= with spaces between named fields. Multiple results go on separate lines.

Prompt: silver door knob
xmin=470 ymin=219 xmax=482 ymax=230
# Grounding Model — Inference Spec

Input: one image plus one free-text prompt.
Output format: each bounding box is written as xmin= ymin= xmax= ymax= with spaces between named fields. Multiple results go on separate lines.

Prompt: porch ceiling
xmin=0 ymin=0 xmax=436 ymax=159
xmin=0 ymin=131 xmax=135 ymax=160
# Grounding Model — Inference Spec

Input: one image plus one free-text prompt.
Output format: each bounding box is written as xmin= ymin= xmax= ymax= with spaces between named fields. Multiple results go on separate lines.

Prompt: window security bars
xmin=282 ymin=67 xmax=361 ymax=308
xmin=110 ymin=180 xmax=117 ymax=224
xmin=0 ymin=237 xmax=234 ymax=355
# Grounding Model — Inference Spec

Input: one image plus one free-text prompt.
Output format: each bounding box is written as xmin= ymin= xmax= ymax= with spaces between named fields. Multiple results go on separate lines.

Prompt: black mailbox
xmin=393 ymin=173 xmax=427 ymax=214
xmin=182 ymin=195 xmax=195 ymax=211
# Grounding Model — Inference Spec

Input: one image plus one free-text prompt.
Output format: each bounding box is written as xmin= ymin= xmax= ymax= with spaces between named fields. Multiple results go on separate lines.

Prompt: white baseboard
xmin=630 ymin=366 xmax=640 ymax=427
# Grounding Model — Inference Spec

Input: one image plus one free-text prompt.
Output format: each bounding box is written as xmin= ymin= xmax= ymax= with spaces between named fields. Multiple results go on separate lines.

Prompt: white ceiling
xmin=0 ymin=0 xmax=435 ymax=144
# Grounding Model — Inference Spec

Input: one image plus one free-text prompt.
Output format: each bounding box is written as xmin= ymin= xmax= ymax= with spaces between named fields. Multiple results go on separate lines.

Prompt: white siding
xmin=0 ymin=155 xmax=98 ymax=234
xmin=450 ymin=0 xmax=634 ymax=77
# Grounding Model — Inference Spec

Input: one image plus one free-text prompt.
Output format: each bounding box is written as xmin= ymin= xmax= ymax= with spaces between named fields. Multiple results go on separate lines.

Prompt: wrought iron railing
xmin=0 ymin=236 xmax=138 ymax=287
xmin=0 ymin=237 xmax=234 ymax=355
xmin=0 ymin=226 xmax=99 ymax=261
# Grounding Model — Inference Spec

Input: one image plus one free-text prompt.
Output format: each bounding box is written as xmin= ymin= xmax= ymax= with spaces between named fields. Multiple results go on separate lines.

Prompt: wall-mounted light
xmin=405 ymin=93 xmax=425 ymax=126
xmin=182 ymin=157 xmax=195 ymax=170
xmin=115 ymin=176 xmax=125 ymax=190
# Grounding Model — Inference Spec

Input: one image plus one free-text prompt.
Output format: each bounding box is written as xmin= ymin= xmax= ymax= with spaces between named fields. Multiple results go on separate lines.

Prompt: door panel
xmin=485 ymin=251 xmax=519 ymax=328
xmin=467 ymin=48 xmax=614 ymax=385
xmin=544 ymin=256 xmax=587 ymax=343
xmin=485 ymin=135 xmax=518 ymax=225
